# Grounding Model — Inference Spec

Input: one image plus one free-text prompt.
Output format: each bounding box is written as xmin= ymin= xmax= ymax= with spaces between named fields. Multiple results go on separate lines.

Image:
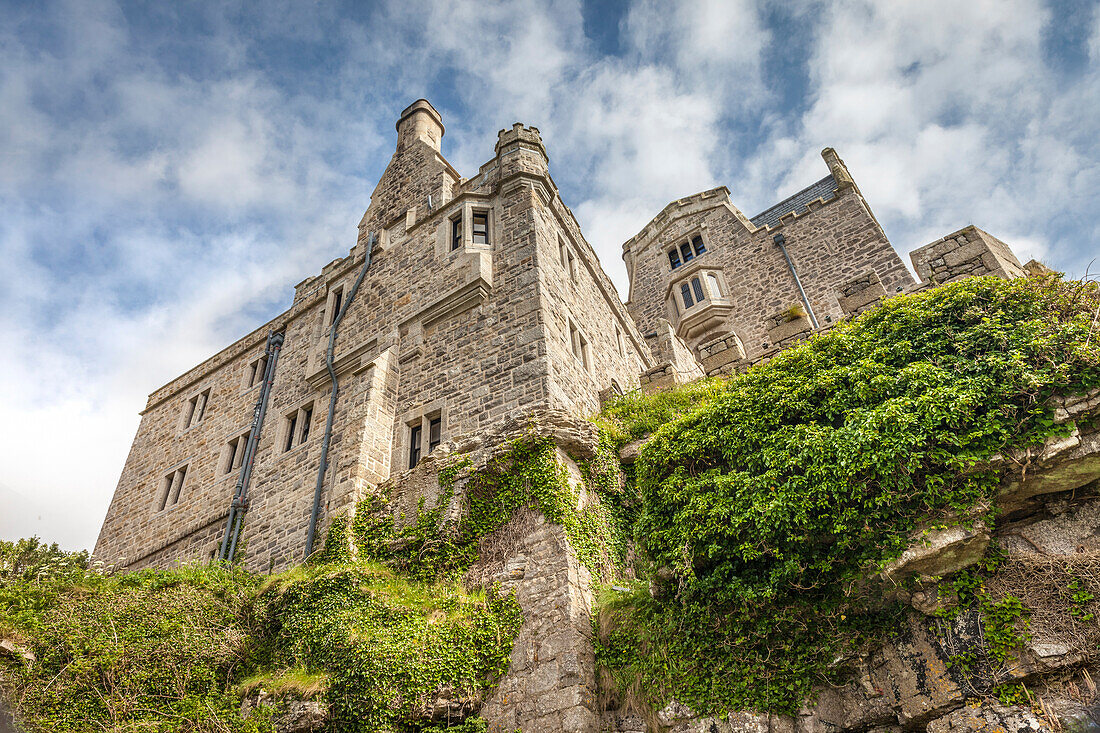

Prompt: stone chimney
xmin=396 ymin=99 xmax=444 ymax=152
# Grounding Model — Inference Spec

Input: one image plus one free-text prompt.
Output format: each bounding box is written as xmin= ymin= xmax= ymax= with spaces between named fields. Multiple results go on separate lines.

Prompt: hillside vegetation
xmin=595 ymin=275 xmax=1100 ymax=714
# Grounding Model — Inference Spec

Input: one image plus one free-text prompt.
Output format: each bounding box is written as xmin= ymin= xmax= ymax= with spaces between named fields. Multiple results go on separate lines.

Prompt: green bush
xmin=254 ymin=563 xmax=522 ymax=732
xmin=2 ymin=563 xmax=269 ymax=732
xmin=598 ymin=276 xmax=1100 ymax=714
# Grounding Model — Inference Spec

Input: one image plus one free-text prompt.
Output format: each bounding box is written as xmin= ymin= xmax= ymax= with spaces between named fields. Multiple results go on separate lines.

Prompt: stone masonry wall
xmin=909 ymin=225 xmax=1027 ymax=285
xmin=94 ymin=102 xmax=647 ymax=573
xmin=622 ymin=151 xmax=914 ymax=362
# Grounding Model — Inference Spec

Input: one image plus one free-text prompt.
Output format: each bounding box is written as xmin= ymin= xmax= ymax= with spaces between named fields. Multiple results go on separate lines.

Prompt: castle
xmin=93 ymin=99 xmax=1031 ymax=573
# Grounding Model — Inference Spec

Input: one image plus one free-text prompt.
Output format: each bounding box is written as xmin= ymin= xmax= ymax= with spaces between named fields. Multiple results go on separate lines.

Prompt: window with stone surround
xmin=328 ymin=286 xmax=344 ymax=326
xmin=680 ymin=276 xmax=705 ymax=309
xmin=245 ymin=354 xmax=267 ymax=390
xmin=409 ymin=423 xmax=423 ymax=469
xmin=668 ymin=234 xmax=706 ymax=271
xmin=223 ymin=430 xmax=251 ymax=475
xmin=451 ymin=214 xmax=462 ymax=250
xmin=407 ymin=411 xmax=444 ymax=469
xmin=183 ymin=388 xmax=210 ymax=429
xmin=157 ymin=464 xmax=188 ymax=512
xmin=706 ymin=272 xmax=722 ymax=298
xmin=472 ymin=211 xmax=489 ymax=245
xmin=568 ymin=319 xmax=590 ymax=370
xmin=282 ymin=403 xmax=314 ymax=453
xmin=615 ymin=324 xmax=625 ymax=356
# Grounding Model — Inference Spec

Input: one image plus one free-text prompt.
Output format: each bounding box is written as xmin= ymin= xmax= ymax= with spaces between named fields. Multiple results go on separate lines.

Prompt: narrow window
xmin=680 ymin=242 xmax=694 ymax=264
xmin=558 ymin=238 xmax=567 ymax=266
xmin=171 ymin=466 xmax=186 ymax=506
xmin=707 ymin=273 xmax=721 ymax=298
xmin=184 ymin=389 xmax=210 ymax=429
xmin=692 ymin=235 xmax=706 ymax=255
xmin=283 ymin=404 xmax=313 ymax=452
xmin=248 ymin=355 xmax=268 ymax=389
xmin=692 ymin=277 xmax=705 ymax=303
xmin=668 ymin=249 xmax=681 ymax=269
xmin=428 ymin=417 xmax=442 ymax=453
xmin=159 ymin=474 xmax=173 ymax=511
xmin=329 ymin=287 xmax=344 ymax=326
xmin=409 ymin=424 xmax=423 ymax=469
xmin=284 ymin=413 xmax=298 ymax=452
xmin=300 ymin=406 xmax=312 ymax=443
xmin=578 ymin=331 xmax=590 ymax=370
xmin=615 ymin=325 xmax=625 ymax=356
xmin=567 ymin=250 xmax=577 ymax=282
xmin=472 ymin=211 xmax=489 ymax=245
xmin=451 ymin=215 xmax=463 ymax=250
xmin=159 ymin=465 xmax=187 ymax=511
xmin=226 ymin=431 xmax=250 ymax=475
xmin=681 ymin=283 xmax=694 ymax=309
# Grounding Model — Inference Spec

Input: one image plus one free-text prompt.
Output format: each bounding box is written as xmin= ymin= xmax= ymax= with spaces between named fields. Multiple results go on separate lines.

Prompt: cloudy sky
xmin=2 ymin=0 xmax=1098 ymax=551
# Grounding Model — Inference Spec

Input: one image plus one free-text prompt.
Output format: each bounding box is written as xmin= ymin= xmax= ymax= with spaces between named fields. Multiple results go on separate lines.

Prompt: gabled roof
xmin=750 ymin=174 xmax=839 ymax=229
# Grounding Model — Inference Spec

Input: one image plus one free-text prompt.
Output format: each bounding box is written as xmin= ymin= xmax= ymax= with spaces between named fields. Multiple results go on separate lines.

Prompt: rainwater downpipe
xmin=219 ymin=330 xmax=284 ymax=562
xmin=304 ymin=232 xmax=376 ymax=559
xmin=772 ymin=232 xmax=820 ymax=330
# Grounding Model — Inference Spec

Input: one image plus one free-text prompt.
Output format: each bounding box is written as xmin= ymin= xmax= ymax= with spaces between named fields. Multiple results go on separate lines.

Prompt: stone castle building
xmin=93 ymin=99 xmax=1031 ymax=573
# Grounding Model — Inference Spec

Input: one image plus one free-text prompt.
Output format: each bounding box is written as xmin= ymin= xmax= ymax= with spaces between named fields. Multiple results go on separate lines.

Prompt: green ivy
xmin=596 ymin=276 xmax=1100 ymax=715
xmin=254 ymin=563 xmax=522 ymax=732
xmin=339 ymin=435 xmax=628 ymax=583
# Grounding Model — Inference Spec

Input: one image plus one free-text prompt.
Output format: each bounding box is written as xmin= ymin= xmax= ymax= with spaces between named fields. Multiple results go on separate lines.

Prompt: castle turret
xmin=493 ymin=123 xmax=549 ymax=180
xmin=396 ymin=99 xmax=444 ymax=153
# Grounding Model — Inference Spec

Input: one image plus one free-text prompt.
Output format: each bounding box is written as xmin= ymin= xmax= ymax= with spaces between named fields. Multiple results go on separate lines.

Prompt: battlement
xmin=494 ymin=122 xmax=547 ymax=160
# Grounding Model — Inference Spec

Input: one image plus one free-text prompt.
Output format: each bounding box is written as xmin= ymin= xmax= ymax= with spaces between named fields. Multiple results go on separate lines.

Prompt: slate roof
xmin=749 ymin=174 xmax=839 ymax=229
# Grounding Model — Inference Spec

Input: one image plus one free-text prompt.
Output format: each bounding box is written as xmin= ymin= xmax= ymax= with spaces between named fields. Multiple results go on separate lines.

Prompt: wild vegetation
xmin=594 ymin=275 xmax=1100 ymax=714
xmin=0 ymin=540 xmax=521 ymax=732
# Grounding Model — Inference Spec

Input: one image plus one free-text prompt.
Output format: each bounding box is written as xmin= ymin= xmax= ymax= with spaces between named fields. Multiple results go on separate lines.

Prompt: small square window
xmin=668 ymin=249 xmax=681 ymax=270
xmin=472 ymin=211 xmax=489 ymax=245
xmin=451 ymin=215 xmax=463 ymax=251
xmin=692 ymin=235 xmax=706 ymax=256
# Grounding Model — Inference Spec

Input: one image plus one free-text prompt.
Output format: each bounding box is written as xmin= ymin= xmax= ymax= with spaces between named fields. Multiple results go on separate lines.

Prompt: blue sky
xmin=2 ymin=0 xmax=1098 ymax=551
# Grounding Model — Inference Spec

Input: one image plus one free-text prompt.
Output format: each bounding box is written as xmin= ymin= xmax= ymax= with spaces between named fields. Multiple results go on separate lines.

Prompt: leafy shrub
xmin=2 ymin=563 xmax=268 ymax=732
xmin=598 ymin=276 xmax=1100 ymax=714
xmin=0 ymin=537 xmax=92 ymax=638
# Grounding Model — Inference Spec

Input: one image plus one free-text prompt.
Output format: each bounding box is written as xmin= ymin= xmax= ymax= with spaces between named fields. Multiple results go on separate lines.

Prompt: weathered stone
xmin=925 ymin=702 xmax=1045 ymax=732
xmin=881 ymin=517 xmax=990 ymax=584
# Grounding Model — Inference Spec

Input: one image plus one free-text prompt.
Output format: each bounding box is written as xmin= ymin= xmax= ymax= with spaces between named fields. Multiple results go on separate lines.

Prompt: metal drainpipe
xmin=218 ymin=330 xmax=284 ymax=563
xmin=772 ymin=232 xmax=820 ymax=330
xmin=304 ymin=232 xmax=376 ymax=559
